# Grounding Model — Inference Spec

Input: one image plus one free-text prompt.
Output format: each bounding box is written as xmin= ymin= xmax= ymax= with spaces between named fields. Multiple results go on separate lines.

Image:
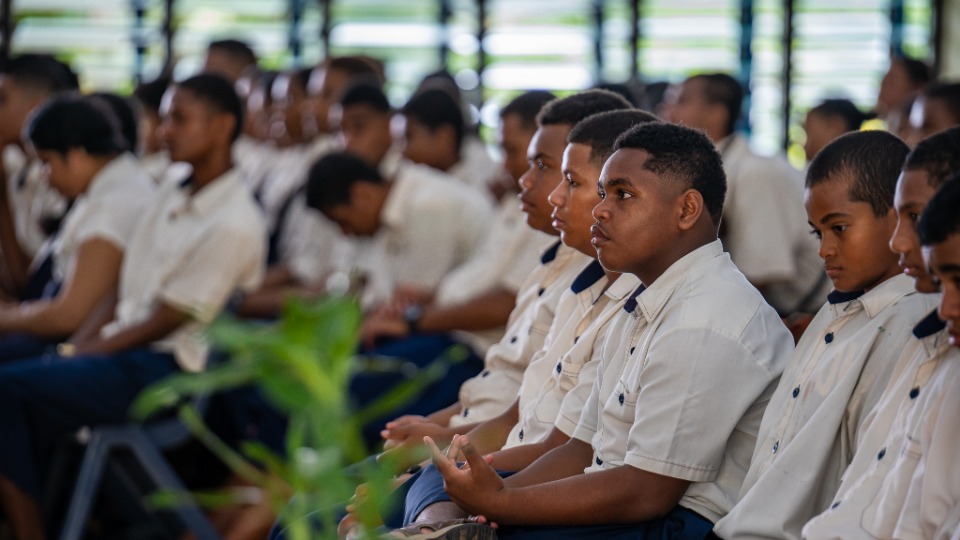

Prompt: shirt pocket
xmin=862 ymin=435 xmax=922 ymax=536
xmin=556 ymin=354 xmax=586 ymax=393
xmin=611 ymin=378 xmax=640 ymax=424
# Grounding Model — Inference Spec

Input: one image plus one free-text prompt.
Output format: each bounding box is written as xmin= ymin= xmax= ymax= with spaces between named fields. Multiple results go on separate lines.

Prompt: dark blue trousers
xmin=0 ymin=333 xmax=56 ymax=363
xmin=0 ymin=348 xmax=179 ymax=500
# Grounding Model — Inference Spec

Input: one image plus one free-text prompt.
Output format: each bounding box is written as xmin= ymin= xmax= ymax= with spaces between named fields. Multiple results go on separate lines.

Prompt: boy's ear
xmin=211 ymin=111 xmax=238 ymax=146
xmin=677 ymin=188 xmax=705 ymax=231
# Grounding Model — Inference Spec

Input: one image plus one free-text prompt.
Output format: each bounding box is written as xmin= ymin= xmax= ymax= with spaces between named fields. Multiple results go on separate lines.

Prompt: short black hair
xmin=133 ymin=76 xmax=171 ymax=115
xmin=499 ymin=90 xmax=556 ymax=132
xmin=175 ymin=73 xmax=244 ymax=142
xmin=325 ymin=56 xmax=384 ymax=87
xmin=806 ymin=130 xmax=909 ymax=217
xmin=922 ymin=82 xmax=960 ymax=126
xmin=903 ymin=126 xmax=960 ymax=188
xmin=568 ymin=109 xmax=659 ymax=166
xmin=207 ymin=39 xmax=257 ymax=66
xmin=401 ymin=88 xmax=465 ymax=151
xmin=27 ymin=94 xmax=127 ymax=156
xmin=918 ymin=173 xmax=960 ymax=246
xmin=892 ymin=55 xmax=932 ymax=86
xmin=0 ymin=54 xmax=78 ymax=94
xmin=809 ymin=98 xmax=871 ymax=132
xmin=306 ymin=152 xmax=384 ymax=211
xmin=536 ymin=89 xmax=632 ymax=127
xmin=291 ymin=67 xmax=312 ymax=93
xmin=689 ymin=73 xmax=743 ymax=136
xmin=339 ymin=82 xmax=391 ymax=113
xmin=89 ymin=92 xmax=138 ymax=153
xmin=592 ymin=82 xmax=641 ymax=107
xmin=613 ymin=122 xmax=726 ymax=226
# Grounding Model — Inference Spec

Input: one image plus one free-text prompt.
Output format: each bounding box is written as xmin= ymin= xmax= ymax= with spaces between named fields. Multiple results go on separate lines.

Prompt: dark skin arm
xmin=72 ymin=301 xmax=188 ymax=355
xmin=0 ymin=159 xmax=31 ymax=295
xmin=428 ymin=435 xmax=691 ymax=526
xmin=485 ymin=426 xmax=571 ymax=472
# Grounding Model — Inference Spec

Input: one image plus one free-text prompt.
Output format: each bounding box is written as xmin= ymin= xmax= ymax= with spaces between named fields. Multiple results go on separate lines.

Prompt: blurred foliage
xmin=132 ymin=295 xmax=452 ymax=540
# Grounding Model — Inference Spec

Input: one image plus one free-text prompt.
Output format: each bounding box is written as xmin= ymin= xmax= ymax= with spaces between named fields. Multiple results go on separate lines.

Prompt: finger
xmin=424 ymin=436 xmax=454 ymax=473
xmin=457 ymin=436 xmax=488 ymax=472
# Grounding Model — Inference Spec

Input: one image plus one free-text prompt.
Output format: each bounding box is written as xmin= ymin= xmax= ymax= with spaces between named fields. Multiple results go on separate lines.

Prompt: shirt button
xmin=824 ymin=332 xmax=834 ymax=344
xmin=510 ymin=336 xmax=517 ymax=343
xmin=556 ymin=363 xmax=561 ymax=374
xmin=462 ymin=408 xmax=469 ymax=417
xmin=537 ymin=288 xmax=545 ymax=297
xmin=629 ymin=347 xmax=636 ymax=354
xmin=595 ymin=456 xmax=603 ymax=466
xmin=772 ymin=440 xmax=779 ymax=453
xmin=518 ymin=429 xmax=524 ymax=441
xmin=573 ymin=336 xmax=579 ymax=344
xmin=909 ymin=387 xmax=920 ymax=399
xmin=618 ymin=393 xmax=625 ymax=405
xmin=831 ymin=502 xmax=840 ymax=509
xmin=481 ymin=370 xmax=489 ymax=377
xmin=877 ymin=448 xmax=886 ymax=460
xmin=792 ymin=386 xmax=800 ymax=398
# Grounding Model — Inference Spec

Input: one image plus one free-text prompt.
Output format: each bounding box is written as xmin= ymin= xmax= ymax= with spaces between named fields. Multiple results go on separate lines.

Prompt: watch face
xmin=403 ymin=304 xmax=423 ymax=322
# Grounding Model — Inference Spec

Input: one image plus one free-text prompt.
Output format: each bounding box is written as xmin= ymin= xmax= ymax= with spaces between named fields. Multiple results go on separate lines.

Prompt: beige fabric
xmin=573 ymin=240 xmax=792 ymax=524
xmin=716 ymin=274 xmax=937 ymax=540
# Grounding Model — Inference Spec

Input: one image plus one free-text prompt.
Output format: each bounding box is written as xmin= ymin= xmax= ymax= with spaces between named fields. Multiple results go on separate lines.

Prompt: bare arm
xmin=0 ymin=238 xmax=122 ymax=337
xmin=73 ymin=301 xmax=188 ymax=356
xmin=0 ymin=162 xmax=31 ymax=294
xmin=430 ymin=436 xmax=690 ymax=526
xmin=417 ymin=287 xmax=517 ymax=333
xmin=486 ymin=426 xmax=570 ymax=472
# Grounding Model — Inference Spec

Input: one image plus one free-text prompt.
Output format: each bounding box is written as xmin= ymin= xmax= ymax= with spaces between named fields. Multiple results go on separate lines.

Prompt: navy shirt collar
xmin=827 ymin=289 xmax=865 ymax=305
xmin=913 ymin=309 xmax=946 ymax=339
xmin=570 ymin=260 xmax=606 ymax=294
xmin=540 ymin=241 xmax=562 ymax=264
xmin=623 ymin=284 xmax=647 ymax=313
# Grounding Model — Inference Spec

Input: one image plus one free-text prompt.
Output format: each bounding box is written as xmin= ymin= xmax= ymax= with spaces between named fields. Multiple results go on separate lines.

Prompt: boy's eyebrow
xmin=935 ymin=263 xmax=960 ymax=274
xmin=604 ymin=177 xmax=633 ymax=189
xmin=818 ymin=212 xmax=853 ymax=225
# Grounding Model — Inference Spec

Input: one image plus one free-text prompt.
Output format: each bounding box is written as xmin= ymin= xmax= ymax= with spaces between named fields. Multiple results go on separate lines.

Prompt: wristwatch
xmin=402 ymin=304 xmax=424 ymax=334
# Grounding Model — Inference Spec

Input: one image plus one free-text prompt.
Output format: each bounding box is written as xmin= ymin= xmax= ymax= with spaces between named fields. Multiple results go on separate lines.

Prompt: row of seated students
xmin=0 ymin=40 xmax=958 ymax=539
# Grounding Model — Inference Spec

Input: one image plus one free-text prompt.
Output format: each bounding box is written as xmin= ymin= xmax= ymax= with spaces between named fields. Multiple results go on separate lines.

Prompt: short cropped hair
xmin=175 ymin=73 xmax=244 ymax=142
xmin=688 ymin=73 xmax=743 ymax=136
xmin=537 ymin=89 xmax=632 ymax=127
xmin=918 ymin=173 xmax=960 ymax=246
xmin=207 ymin=39 xmax=257 ymax=66
xmin=568 ymin=109 xmax=659 ymax=167
xmin=500 ymin=90 xmax=556 ymax=132
xmin=613 ymin=122 xmax=727 ymax=225
xmin=401 ymin=88 xmax=465 ymax=151
xmin=89 ymin=92 xmax=138 ymax=153
xmin=326 ymin=55 xmax=384 ymax=87
xmin=903 ymin=126 xmax=960 ymax=188
xmin=133 ymin=76 xmax=171 ymax=115
xmin=0 ymin=54 xmax=78 ymax=94
xmin=922 ymin=82 xmax=960 ymax=125
xmin=27 ymin=94 xmax=126 ymax=156
xmin=339 ymin=82 xmax=391 ymax=113
xmin=306 ymin=152 xmax=384 ymax=211
xmin=806 ymin=130 xmax=909 ymax=217
xmin=809 ymin=98 xmax=871 ymax=132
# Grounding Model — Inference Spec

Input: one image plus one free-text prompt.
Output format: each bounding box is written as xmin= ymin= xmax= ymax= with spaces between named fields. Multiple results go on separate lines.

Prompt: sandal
xmin=388 ymin=518 xmax=498 ymax=539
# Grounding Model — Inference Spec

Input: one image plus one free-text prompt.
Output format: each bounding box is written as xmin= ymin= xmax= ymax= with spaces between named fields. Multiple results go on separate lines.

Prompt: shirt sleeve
xmin=159 ymin=222 xmax=266 ymax=323
xmin=725 ymin=159 xmax=804 ymax=284
xmin=623 ymin=327 xmax=773 ymax=482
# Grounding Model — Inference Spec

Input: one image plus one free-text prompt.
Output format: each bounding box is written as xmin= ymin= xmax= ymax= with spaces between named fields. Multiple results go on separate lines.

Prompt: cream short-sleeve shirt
xmin=572 ymin=240 xmax=792 ymax=524
xmin=3 ymin=145 xmax=68 ymax=259
xmin=803 ymin=312 xmax=960 ymax=540
xmin=435 ymin=198 xmax=554 ymax=355
xmin=716 ymin=274 xmax=937 ymax=540
xmin=50 ymin=153 xmax=155 ymax=284
xmin=503 ymin=271 xmax=642 ymax=449
xmin=449 ymin=242 xmax=592 ymax=428
xmin=101 ymin=168 xmax=266 ymax=372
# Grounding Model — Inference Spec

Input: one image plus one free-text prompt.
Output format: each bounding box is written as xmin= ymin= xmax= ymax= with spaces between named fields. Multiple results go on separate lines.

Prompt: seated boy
xmin=0 ymin=95 xmax=155 ymax=360
xmin=713 ymin=131 xmax=939 ymax=539
xmin=401 ymin=88 xmax=501 ymax=195
xmin=425 ymin=122 xmax=793 ymax=539
xmin=373 ymin=90 xmax=632 ymax=451
xmin=802 ymin=129 xmax=960 ymax=539
xmin=0 ymin=73 xmax=266 ymax=540
xmin=389 ymin=109 xmax=657 ymax=535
